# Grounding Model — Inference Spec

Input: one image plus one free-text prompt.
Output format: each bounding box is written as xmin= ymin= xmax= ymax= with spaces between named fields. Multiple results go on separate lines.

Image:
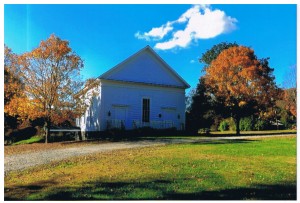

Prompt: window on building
xmin=142 ymin=98 xmax=150 ymax=123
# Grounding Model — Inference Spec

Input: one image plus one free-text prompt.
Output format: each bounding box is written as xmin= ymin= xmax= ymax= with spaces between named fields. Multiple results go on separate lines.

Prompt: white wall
xmin=99 ymin=79 xmax=186 ymax=130
xmin=79 ymin=79 xmax=186 ymax=131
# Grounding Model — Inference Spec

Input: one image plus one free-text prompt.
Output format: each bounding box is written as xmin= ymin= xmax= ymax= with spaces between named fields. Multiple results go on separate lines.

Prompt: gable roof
xmin=98 ymin=45 xmax=190 ymax=89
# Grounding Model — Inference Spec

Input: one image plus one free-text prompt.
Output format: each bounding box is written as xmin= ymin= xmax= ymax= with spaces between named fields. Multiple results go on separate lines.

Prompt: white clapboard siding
xmin=99 ymin=46 xmax=190 ymax=89
xmin=99 ymin=80 xmax=185 ymax=130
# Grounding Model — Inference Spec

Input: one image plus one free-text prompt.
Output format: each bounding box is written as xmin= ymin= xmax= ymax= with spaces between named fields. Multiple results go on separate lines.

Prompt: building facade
xmin=77 ymin=46 xmax=190 ymax=132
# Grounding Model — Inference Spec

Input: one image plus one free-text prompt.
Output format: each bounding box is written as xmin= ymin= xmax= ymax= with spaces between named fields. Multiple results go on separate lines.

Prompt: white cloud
xmin=177 ymin=4 xmax=209 ymax=23
xmin=135 ymin=21 xmax=173 ymax=41
xmin=135 ymin=5 xmax=238 ymax=51
xmin=155 ymin=30 xmax=192 ymax=50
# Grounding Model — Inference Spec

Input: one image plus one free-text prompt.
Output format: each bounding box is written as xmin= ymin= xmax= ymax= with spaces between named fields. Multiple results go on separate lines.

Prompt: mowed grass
xmin=142 ymin=129 xmax=296 ymax=139
xmin=208 ymin=129 xmax=296 ymax=136
xmin=5 ymin=136 xmax=296 ymax=200
xmin=11 ymin=136 xmax=44 ymax=145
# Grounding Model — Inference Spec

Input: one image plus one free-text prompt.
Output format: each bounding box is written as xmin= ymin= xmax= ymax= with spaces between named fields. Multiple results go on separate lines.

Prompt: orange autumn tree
xmin=4 ymin=45 xmax=23 ymax=106
xmin=204 ymin=46 xmax=279 ymax=135
xmin=4 ymin=46 xmax=38 ymax=127
xmin=283 ymin=88 xmax=296 ymax=118
xmin=4 ymin=45 xmax=25 ymax=130
xmin=18 ymin=34 xmax=85 ymax=143
xmin=282 ymin=65 xmax=297 ymax=118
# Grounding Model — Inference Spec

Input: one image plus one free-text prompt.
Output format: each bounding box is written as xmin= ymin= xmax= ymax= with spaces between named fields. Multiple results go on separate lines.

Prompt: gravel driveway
xmin=5 ymin=134 xmax=294 ymax=174
xmin=4 ymin=139 xmax=194 ymax=174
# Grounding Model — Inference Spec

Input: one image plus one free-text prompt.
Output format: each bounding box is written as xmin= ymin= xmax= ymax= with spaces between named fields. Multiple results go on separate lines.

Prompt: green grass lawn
xmin=12 ymin=136 xmax=44 ymax=145
xmin=5 ymin=136 xmax=296 ymax=200
xmin=208 ymin=129 xmax=296 ymax=136
xmin=142 ymin=129 xmax=296 ymax=139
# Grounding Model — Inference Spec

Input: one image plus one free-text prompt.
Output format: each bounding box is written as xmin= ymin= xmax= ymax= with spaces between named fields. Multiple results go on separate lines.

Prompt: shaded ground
xmin=5 ymin=178 xmax=296 ymax=200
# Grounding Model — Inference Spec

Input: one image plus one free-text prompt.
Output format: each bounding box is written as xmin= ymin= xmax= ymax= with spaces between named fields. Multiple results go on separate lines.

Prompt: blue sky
xmin=4 ymin=4 xmax=297 ymax=91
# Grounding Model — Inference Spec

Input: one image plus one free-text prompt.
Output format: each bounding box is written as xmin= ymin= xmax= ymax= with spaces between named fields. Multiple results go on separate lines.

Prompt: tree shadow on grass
xmin=165 ymin=183 xmax=296 ymax=200
xmin=5 ymin=178 xmax=296 ymax=200
xmin=5 ymin=179 xmax=57 ymax=200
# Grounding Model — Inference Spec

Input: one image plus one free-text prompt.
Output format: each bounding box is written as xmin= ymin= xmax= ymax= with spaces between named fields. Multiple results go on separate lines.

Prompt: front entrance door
xmin=162 ymin=108 xmax=176 ymax=129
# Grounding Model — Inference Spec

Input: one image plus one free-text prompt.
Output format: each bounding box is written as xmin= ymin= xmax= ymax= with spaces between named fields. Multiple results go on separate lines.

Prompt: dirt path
xmin=4 ymin=134 xmax=295 ymax=174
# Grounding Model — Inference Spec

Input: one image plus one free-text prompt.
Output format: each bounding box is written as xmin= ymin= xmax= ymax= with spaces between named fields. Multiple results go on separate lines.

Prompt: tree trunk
xmin=235 ymin=115 xmax=241 ymax=136
xmin=44 ymin=119 xmax=51 ymax=143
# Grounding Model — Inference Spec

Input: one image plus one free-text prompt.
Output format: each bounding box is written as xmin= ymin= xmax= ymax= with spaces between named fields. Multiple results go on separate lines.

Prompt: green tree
xmin=200 ymin=42 xmax=238 ymax=67
xmin=186 ymin=77 xmax=215 ymax=133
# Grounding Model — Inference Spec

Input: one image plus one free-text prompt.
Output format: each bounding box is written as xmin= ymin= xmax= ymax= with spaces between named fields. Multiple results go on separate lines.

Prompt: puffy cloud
xmin=135 ymin=22 xmax=173 ymax=41
xmin=135 ymin=5 xmax=238 ymax=50
xmin=177 ymin=4 xmax=209 ymax=23
xmin=155 ymin=30 xmax=192 ymax=50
